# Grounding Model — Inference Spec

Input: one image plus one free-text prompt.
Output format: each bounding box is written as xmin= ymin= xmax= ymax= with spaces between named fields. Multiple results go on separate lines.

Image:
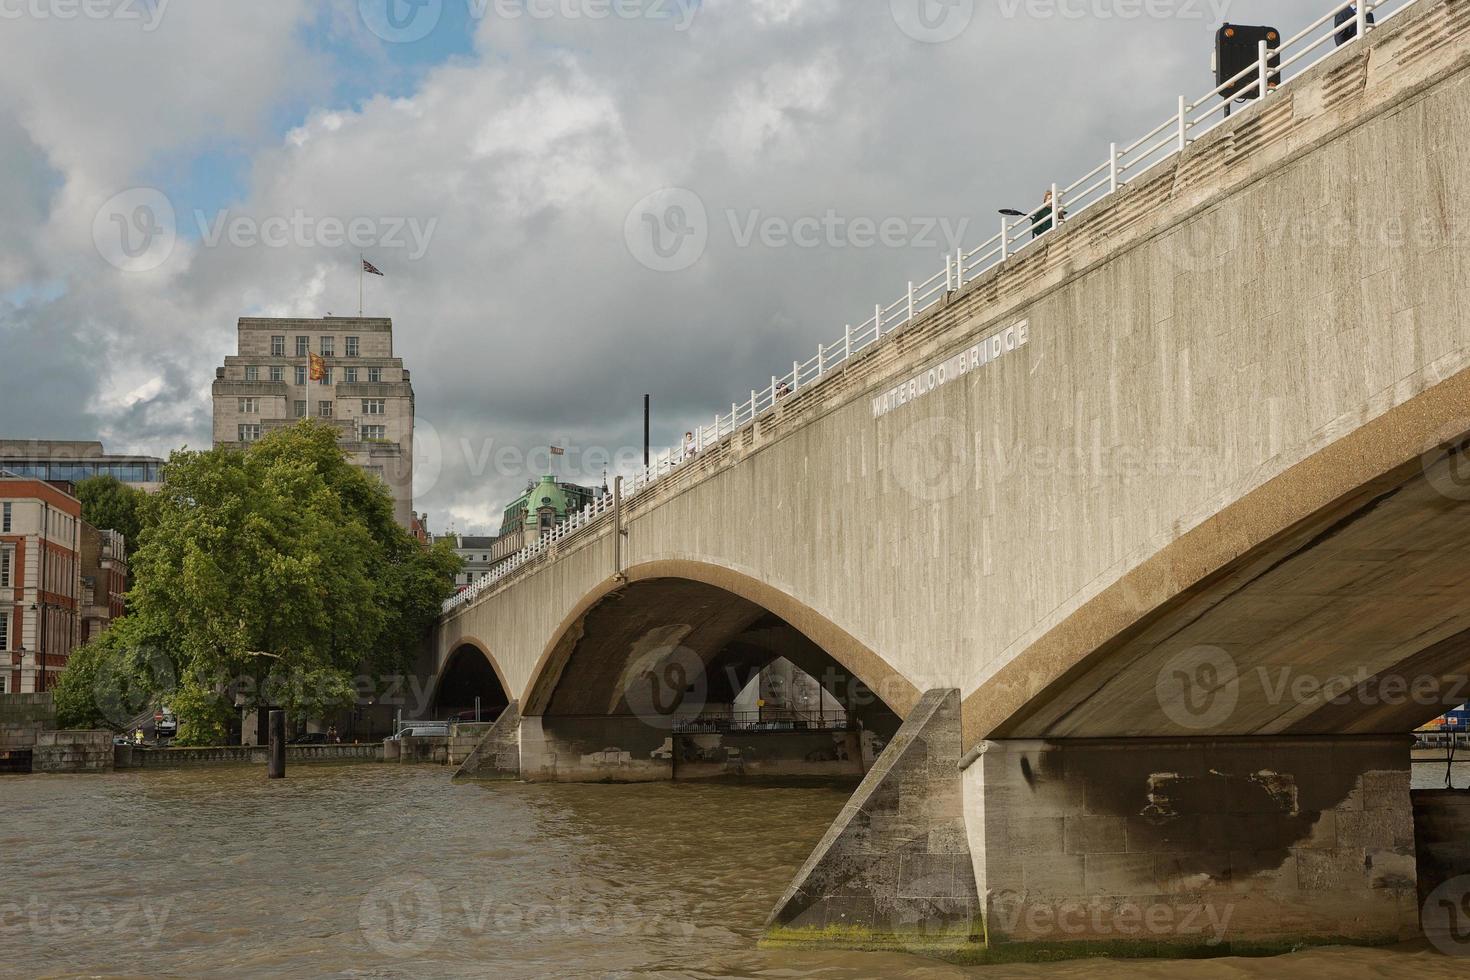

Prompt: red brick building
xmin=0 ymin=478 xmax=82 ymax=694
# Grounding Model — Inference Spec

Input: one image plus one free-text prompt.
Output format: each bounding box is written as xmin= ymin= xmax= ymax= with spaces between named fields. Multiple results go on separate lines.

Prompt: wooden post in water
xmin=268 ymin=710 xmax=285 ymax=779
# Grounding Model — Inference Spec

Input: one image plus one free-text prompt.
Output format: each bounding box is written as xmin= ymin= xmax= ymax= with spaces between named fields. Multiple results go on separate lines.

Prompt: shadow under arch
xmin=430 ymin=636 xmax=512 ymax=721
xmin=519 ymin=558 xmax=921 ymax=724
xmin=970 ymin=365 xmax=1470 ymax=745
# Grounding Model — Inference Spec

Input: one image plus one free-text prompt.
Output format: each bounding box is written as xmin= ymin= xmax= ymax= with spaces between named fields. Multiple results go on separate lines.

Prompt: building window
xmin=294 ymin=401 xmax=307 ymax=418
xmin=269 ymin=366 xmax=284 ymax=383
xmin=271 ymin=335 xmax=285 ymax=357
xmin=244 ymin=366 xmax=259 ymax=382
xmin=0 ymin=612 xmax=8 ymax=652
xmin=0 ymin=546 xmax=11 ymax=587
xmin=318 ymin=368 xmax=332 ymax=385
xmin=294 ymin=366 xmax=307 ymax=385
xmin=320 ymin=336 xmax=335 ymax=357
xmin=368 ymin=367 xmax=383 ymax=383
xmin=362 ymin=424 xmax=386 ymax=442
xmin=295 ymin=336 xmax=309 ymax=356
xmin=362 ymin=399 xmax=386 ymax=416
xmin=346 ymin=336 xmax=360 ymax=357
xmin=238 ymin=424 xmax=261 ymax=443
xmin=2 ymin=503 xmax=9 ymax=532
xmin=239 ymin=398 xmax=259 ymax=413
xmin=319 ymin=401 xmax=334 ymax=418
xmin=344 ymin=367 xmax=358 ymax=384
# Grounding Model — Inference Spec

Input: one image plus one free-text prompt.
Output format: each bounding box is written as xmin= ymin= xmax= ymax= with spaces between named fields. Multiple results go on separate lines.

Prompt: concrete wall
xmin=434 ymin=0 xmax=1470 ymax=748
xmin=962 ymin=736 xmax=1419 ymax=955
xmin=32 ymin=730 xmax=112 ymax=773
xmin=114 ymin=743 xmax=382 ymax=768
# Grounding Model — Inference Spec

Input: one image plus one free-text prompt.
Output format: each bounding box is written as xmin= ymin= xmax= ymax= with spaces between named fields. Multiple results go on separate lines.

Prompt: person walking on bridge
xmin=1334 ymin=4 xmax=1375 ymax=46
xmin=1030 ymin=189 xmax=1066 ymax=239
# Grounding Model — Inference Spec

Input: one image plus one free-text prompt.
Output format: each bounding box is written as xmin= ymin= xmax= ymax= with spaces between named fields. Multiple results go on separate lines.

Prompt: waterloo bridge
xmin=417 ymin=0 xmax=1470 ymax=957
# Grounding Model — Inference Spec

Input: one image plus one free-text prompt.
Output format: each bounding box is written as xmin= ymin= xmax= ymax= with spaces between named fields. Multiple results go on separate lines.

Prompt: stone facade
xmin=765 ymin=690 xmax=978 ymax=952
xmin=962 ymin=736 xmax=1419 ymax=958
xmin=211 ymin=316 xmax=415 ymax=528
xmin=32 ymin=730 xmax=113 ymax=772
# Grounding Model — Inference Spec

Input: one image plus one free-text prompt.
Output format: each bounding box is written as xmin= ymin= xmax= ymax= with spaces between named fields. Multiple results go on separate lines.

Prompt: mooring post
xmin=268 ymin=710 xmax=285 ymax=779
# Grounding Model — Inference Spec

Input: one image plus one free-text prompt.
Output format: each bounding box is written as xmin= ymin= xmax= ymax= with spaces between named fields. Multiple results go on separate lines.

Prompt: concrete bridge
xmin=426 ymin=0 xmax=1470 ymax=958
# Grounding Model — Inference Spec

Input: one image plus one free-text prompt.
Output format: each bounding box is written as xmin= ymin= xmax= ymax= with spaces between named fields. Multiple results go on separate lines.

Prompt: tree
xmin=74 ymin=474 xmax=148 ymax=551
xmin=106 ymin=421 xmax=460 ymax=744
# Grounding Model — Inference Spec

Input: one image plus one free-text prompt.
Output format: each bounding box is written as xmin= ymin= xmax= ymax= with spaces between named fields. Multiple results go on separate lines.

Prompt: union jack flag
xmin=362 ymin=259 xmax=384 ymax=277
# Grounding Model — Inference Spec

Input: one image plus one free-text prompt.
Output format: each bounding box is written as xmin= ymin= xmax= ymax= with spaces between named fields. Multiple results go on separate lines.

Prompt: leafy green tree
xmin=107 ymin=421 xmax=459 ymax=744
xmin=74 ymin=474 xmax=149 ymax=551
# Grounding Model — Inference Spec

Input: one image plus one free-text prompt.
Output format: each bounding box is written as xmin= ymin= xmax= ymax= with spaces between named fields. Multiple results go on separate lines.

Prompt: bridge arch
xmin=970 ymin=368 xmax=1470 ymax=743
xmin=430 ymin=636 xmax=512 ymax=721
xmin=520 ymin=558 xmax=920 ymax=728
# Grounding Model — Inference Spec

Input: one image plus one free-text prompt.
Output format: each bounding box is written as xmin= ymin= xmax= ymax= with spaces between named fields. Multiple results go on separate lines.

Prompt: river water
xmin=0 ymin=764 xmax=1465 ymax=978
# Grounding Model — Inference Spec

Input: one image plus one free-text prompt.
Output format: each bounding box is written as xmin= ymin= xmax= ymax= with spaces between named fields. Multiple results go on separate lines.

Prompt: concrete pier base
xmin=961 ymin=735 xmax=1420 ymax=961
xmin=763 ymin=689 xmax=979 ymax=953
xmin=452 ymin=703 xmax=522 ymax=781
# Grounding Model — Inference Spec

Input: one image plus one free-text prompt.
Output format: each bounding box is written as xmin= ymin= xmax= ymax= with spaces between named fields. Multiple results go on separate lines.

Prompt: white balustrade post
xmin=1000 ymin=216 xmax=1008 ymax=261
xmin=1109 ymin=142 xmax=1119 ymax=193
xmin=817 ymin=343 xmax=825 ymax=378
xmin=1258 ymin=39 xmax=1270 ymax=99
xmin=732 ymin=402 xmax=738 ymax=427
xmin=955 ymin=247 xmax=964 ymax=288
xmin=1051 ymin=182 xmax=1060 ymax=232
xmin=874 ymin=303 xmax=883 ymax=342
xmin=1177 ymin=95 xmax=1188 ymax=152
xmin=792 ymin=360 xmax=800 ymax=393
xmin=844 ymin=324 xmax=852 ymax=360
xmin=750 ymin=389 xmax=757 ymax=420
xmin=1357 ymin=2 xmax=1370 ymax=41
xmin=946 ymin=253 xmax=954 ymax=292
xmin=907 ymin=281 xmax=915 ymax=322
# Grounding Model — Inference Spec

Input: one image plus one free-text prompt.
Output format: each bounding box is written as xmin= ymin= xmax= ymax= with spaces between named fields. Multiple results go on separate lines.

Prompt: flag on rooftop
xmin=308 ymin=351 xmax=327 ymax=382
xmin=550 ymin=446 xmax=566 ymax=456
xmin=362 ymin=259 xmax=384 ymax=277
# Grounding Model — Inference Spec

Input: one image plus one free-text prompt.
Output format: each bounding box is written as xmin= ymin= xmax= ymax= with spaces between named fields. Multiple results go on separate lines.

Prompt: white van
xmin=390 ymin=722 xmax=449 ymax=739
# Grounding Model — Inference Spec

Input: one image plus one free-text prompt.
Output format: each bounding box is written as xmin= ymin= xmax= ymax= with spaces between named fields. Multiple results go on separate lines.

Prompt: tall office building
xmin=211 ymin=317 xmax=416 ymax=527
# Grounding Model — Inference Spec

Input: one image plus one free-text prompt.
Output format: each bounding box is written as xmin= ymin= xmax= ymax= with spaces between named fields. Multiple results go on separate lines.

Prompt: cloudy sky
xmin=0 ymin=0 xmax=1333 ymax=533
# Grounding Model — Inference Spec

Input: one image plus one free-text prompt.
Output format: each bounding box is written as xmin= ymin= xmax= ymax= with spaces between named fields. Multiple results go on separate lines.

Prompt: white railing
xmin=443 ymin=0 xmax=1414 ymax=616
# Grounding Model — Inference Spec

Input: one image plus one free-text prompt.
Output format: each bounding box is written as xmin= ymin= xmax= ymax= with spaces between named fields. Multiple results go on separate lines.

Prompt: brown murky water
xmin=0 ymin=764 xmax=1463 ymax=978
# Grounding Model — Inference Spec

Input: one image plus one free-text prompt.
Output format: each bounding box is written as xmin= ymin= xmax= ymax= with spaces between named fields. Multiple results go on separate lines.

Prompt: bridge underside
xmin=993 ymin=439 xmax=1470 ymax=740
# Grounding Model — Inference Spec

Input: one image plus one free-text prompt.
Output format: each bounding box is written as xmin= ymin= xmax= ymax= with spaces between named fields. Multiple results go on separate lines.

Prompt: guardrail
xmin=443 ymin=0 xmax=1414 ymax=616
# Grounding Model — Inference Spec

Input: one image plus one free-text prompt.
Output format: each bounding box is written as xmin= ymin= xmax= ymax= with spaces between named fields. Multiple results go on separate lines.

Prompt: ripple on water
xmin=0 ymin=766 xmax=1465 ymax=978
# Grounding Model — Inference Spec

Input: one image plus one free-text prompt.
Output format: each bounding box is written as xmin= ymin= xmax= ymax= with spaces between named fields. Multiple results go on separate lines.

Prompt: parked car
xmin=389 ymin=723 xmax=450 ymax=739
xmin=290 ymin=732 xmax=329 ymax=745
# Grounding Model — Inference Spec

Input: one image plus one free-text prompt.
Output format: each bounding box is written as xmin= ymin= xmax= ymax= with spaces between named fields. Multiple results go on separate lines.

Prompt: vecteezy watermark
xmin=92 ymin=187 xmax=176 ymax=274
xmin=995 ymin=0 xmax=1233 ymax=20
xmin=987 ymin=890 xmax=1234 ymax=945
xmin=0 ymin=0 xmax=169 ymax=30
xmin=359 ymin=876 xmax=697 ymax=957
xmin=624 ymin=187 xmax=708 ymax=273
xmin=92 ymin=188 xmax=440 ymax=271
xmin=358 ymin=0 xmax=697 ymax=43
xmin=726 ymin=210 xmax=970 ymax=253
xmin=0 ymin=897 xmax=174 ymax=947
xmin=1420 ymin=420 xmax=1470 ymax=503
xmin=890 ymin=0 xmax=975 ymax=43
xmin=623 ymin=187 xmax=969 ymax=273
xmin=1158 ymin=645 xmax=1470 ymax=731
xmin=1156 ymin=645 xmax=1240 ymax=731
xmin=194 ymin=210 xmax=437 ymax=260
xmin=623 ymin=639 xmax=708 ymax=730
xmin=1424 ymin=874 xmax=1470 ymax=956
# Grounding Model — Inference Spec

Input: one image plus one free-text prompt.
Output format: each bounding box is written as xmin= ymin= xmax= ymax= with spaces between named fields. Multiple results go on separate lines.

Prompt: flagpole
xmin=359 ymin=253 xmax=364 ymax=317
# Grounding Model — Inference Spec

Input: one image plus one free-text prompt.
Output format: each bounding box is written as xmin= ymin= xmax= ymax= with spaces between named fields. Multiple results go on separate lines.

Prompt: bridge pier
xmin=960 ymin=735 xmax=1420 ymax=959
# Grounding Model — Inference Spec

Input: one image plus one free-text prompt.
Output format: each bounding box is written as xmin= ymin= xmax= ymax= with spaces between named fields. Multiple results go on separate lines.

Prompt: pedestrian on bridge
xmin=1335 ymin=4 xmax=1375 ymax=46
xmin=1030 ymin=189 xmax=1065 ymax=239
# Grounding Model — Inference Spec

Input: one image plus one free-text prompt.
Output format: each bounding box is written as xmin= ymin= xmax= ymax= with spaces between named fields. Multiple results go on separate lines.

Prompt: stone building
xmin=0 ymin=440 xmax=164 ymax=491
xmin=78 ymin=526 xmax=127 ymax=644
xmin=0 ymin=478 xmax=82 ymax=694
xmin=211 ymin=316 xmax=416 ymax=527
xmin=498 ymin=474 xmax=603 ymax=549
